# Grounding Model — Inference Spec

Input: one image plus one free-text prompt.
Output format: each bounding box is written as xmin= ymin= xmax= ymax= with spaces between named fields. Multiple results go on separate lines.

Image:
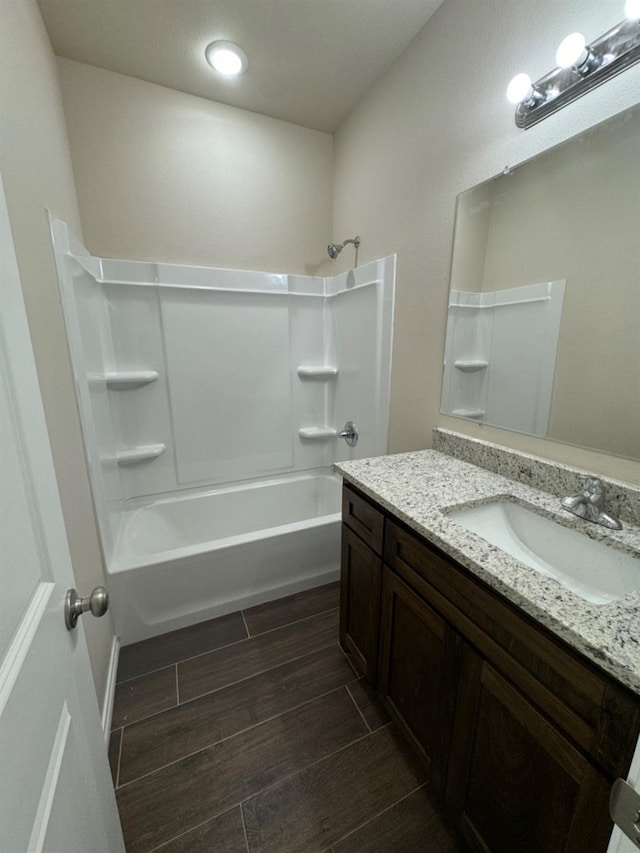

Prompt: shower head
xmin=327 ymin=236 xmax=361 ymax=261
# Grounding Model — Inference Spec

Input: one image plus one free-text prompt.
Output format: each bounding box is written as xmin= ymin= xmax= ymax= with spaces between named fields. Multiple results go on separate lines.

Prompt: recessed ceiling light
xmin=205 ymin=41 xmax=248 ymax=76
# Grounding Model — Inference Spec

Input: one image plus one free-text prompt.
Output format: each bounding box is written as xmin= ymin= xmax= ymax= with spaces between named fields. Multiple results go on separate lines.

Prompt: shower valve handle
xmin=339 ymin=421 xmax=358 ymax=447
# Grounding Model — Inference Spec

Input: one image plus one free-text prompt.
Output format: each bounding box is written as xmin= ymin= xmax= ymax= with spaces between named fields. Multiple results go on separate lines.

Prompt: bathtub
xmin=108 ymin=471 xmax=342 ymax=644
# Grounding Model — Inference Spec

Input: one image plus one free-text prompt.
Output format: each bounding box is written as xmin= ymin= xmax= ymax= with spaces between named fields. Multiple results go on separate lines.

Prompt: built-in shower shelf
xmin=296 ymin=366 xmax=339 ymax=380
xmin=105 ymin=370 xmax=159 ymax=389
xmin=453 ymin=360 xmax=488 ymax=372
xmin=298 ymin=427 xmax=338 ymax=440
xmin=451 ymin=408 xmax=486 ymax=420
xmin=115 ymin=444 xmax=166 ymax=466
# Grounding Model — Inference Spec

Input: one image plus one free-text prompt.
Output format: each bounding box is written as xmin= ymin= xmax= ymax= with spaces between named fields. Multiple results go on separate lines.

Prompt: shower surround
xmin=51 ymin=220 xmax=395 ymax=643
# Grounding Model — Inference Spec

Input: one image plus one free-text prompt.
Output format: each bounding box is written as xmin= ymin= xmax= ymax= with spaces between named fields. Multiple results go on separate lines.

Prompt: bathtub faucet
xmin=560 ymin=476 xmax=622 ymax=530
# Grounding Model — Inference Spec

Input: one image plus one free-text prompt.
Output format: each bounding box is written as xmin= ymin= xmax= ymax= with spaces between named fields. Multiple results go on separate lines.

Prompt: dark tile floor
xmin=109 ymin=582 xmax=468 ymax=852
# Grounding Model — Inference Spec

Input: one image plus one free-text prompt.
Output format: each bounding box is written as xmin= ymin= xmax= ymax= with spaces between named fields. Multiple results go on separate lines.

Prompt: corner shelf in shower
xmin=453 ymin=360 xmax=488 ymax=373
xmin=298 ymin=427 xmax=338 ymax=440
xmin=105 ymin=370 xmax=159 ymax=389
xmin=296 ymin=366 xmax=338 ymax=380
xmin=451 ymin=408 xmax=486 ymax=420
xmin=115 ymin=443 xmax=166 ymax=466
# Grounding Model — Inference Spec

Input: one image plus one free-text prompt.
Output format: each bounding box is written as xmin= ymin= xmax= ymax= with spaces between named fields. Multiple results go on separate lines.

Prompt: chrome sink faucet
xmin=560 ymin=476 xmax=622 ymax=530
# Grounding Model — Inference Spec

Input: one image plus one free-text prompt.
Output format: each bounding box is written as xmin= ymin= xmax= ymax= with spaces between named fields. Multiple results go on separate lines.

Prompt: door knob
xmin=64 ymin=586 xmax=109 ymax=630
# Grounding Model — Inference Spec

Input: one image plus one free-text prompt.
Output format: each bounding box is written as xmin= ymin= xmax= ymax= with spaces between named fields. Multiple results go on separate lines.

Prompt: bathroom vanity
xmin=336 ymin=441 xmax=640 ymax=852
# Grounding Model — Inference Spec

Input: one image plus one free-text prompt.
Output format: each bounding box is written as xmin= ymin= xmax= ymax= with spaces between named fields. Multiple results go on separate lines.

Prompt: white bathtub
xmin=108 ymin=471 xmax=342 ymax=644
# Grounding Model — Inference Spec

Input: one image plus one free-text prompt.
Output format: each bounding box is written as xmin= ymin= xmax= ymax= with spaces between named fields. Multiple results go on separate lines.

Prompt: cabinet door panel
xmin=378 ymin=568 xmax=461 ymax=792
xmin=340 ymin=524 xmax=382 ymax=679
xmin=447 ymin=645 xmax=612 ymax=853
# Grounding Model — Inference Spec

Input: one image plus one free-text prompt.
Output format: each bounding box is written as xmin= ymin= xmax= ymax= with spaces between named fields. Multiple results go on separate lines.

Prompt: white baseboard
xmin=101 ymin=635 xmax=120 ymax=744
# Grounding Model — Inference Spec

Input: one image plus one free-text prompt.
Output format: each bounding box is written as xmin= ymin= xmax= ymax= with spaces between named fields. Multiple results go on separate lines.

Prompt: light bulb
xmin=556 ymin=32 xmax=588 ymax=68
xmin=506 ymin=73 xmax=534 ymax=104
xmin=205 ymin=41 xmax=248 ymax=76
xmin=625 ymin=0 xmax=640 ymax=20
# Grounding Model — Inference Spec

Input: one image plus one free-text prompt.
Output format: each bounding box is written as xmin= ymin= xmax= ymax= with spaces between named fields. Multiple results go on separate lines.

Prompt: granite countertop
xmin=335 ymin=449 xmax=640 ymax=694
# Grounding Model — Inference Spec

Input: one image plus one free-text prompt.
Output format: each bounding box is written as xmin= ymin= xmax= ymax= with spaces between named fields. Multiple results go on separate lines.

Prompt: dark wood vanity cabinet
xmin=447 ymin=645 xmax=612 ymax=853
xmin=339 ymin=487 xmax=384 ymax=679
xmin=377 ymin=566 xmax=461 ymax=794
xmin=340 ymin=484 xmax=640 ymax=853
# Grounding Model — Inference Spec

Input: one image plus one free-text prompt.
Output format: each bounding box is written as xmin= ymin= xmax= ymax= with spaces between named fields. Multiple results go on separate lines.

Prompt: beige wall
xmin=332 ymin=0 xmax=640 ymax=485
xmin=57 ymin=59 xmax=334 ymax=276
xmin=0 ymin=0 xmax=114 ymax=706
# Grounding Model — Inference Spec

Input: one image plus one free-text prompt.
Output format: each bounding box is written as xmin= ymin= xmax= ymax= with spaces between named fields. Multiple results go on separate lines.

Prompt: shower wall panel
xmin=160 ymin=289 xmax=294 ymax=485
xmin=331 ymin=256 xmax=395 ymax=463
xmin=105 ymin=285 xmax=176 ymax=499
xmin=50 ymin=218 xmax=123 ymax=564
xmin=52 ymin=218 xmax=396 ymax=556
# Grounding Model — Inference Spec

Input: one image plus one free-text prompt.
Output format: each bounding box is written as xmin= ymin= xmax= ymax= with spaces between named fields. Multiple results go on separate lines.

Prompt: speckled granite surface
xmin=433 ymin=428 xmax=640 ymax=526
xmin=335 ymin=449 xmax=640 ymax=694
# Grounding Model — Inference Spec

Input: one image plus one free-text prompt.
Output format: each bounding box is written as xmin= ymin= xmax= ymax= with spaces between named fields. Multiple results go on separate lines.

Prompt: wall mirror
xmin=441 ymin=102 xmax=640 ymax=462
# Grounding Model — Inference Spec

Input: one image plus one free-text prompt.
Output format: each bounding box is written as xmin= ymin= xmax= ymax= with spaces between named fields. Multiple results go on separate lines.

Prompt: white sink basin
xmin=448 ymin=500 xmax=639 ymax=605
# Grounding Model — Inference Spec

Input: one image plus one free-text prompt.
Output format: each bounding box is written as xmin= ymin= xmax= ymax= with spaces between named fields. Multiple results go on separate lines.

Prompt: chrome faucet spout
xmin=560 ymin=476 xmax=622 ymax=530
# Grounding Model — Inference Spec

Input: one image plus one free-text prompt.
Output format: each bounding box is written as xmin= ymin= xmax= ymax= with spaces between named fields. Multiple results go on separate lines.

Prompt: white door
xmin=0 ymin=176 xmax=124 ymax=852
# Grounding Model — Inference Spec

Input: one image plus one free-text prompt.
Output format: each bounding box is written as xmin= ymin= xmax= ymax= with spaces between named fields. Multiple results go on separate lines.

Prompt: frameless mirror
xmin=441 ymin=103 xmax=640 ymax=461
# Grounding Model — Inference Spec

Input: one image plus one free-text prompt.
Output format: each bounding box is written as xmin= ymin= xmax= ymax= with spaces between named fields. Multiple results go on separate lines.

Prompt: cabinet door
xmin=446 ymin=645 xmax=613 ymax=853
xmin=340 ymin=524 xmax=382 ymax=680
xmin=378 ymin=567 xmax=461 ymax=793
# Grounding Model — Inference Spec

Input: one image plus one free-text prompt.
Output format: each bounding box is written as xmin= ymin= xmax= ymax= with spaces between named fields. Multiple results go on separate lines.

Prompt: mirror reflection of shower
xmin=328 ymin=235 xmax=360 ymax=267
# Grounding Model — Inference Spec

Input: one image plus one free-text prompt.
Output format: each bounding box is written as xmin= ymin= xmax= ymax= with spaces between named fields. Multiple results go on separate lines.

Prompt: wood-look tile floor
xmin=109 ymin=582 xmax=468 ymax=853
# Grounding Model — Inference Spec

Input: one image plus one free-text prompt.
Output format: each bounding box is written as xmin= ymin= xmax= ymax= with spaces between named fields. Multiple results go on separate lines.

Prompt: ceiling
xmin=36 ymin=0 xmax=444 ymax=133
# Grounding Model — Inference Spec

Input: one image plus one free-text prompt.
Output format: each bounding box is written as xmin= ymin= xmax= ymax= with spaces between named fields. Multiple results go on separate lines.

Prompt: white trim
xmin=101 ymin=636 xmax=120 ymax=743
xmin=0 ymin=583 xmax=54 ymax=716
xmin=28 ymin=705 xmax=72 ymax=852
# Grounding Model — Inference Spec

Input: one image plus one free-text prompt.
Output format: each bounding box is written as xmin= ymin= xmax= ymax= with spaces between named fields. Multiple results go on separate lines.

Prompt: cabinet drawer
xmin=342 ymin=485 xmax=384 ymax=554
xmin=385 ymin=518 xmax=640 ymax=779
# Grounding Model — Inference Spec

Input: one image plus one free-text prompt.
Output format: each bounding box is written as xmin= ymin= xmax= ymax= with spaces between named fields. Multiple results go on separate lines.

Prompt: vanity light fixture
xmin=555 ymin=32 xmax=601 ymax=76
xmin=205 ymin=41 xmax=248 ymax=76
xmin=625 ymin=0 xmax=640 ymax=20
xmin=506 ymin=5 xmax=640 ymax=128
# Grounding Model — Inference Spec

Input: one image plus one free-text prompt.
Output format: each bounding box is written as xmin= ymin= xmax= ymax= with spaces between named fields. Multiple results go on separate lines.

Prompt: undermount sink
xmin=447 ymin=500 xmax=640 ymax=605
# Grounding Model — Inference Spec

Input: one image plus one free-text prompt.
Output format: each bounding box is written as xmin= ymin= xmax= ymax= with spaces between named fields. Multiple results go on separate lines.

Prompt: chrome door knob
xmin=64 ymin=586 xmax=109 ymax=630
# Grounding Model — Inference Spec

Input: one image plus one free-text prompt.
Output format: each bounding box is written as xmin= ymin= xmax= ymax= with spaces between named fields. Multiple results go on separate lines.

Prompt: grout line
xmin=237 ymin=722 xmax=377 ymax=808
xmin=115 ymin=727 xmax=123 ymax=790
xmin=116 ymin=676 xmax=361 ymax=789
xmin=243 ymin=604 xmax=341 ymax=640
xmin=116 ymin=662 xmax=177 ymax=688
xmin=116 ymin=606 xmax=339 ymax=686
xmin=143 ymin=758 xmax=421 ymax=853
xmin=240 ymin=609 xmax=251 ymax=639
xmin=145 ymin=806 xmax=244 ymax=853
xmin=108 ymin=641 xmax=345 ymax=736
xmin=175 ymin=663 xmax=180 ymax=705
xmin=182 ymin=640 xmax=342 ymax=704
xmin=337 ymin=642 xmax=361 ymax=679
xmin=239 ymin=802 xmax=251 ymax=853
xmin=329 ymin=781 xmax=429 ymax=849
xmin=129 ymin=718 xmax=384 ymax=850
xmin=344 ymin=683 xmax=372 ymax=733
